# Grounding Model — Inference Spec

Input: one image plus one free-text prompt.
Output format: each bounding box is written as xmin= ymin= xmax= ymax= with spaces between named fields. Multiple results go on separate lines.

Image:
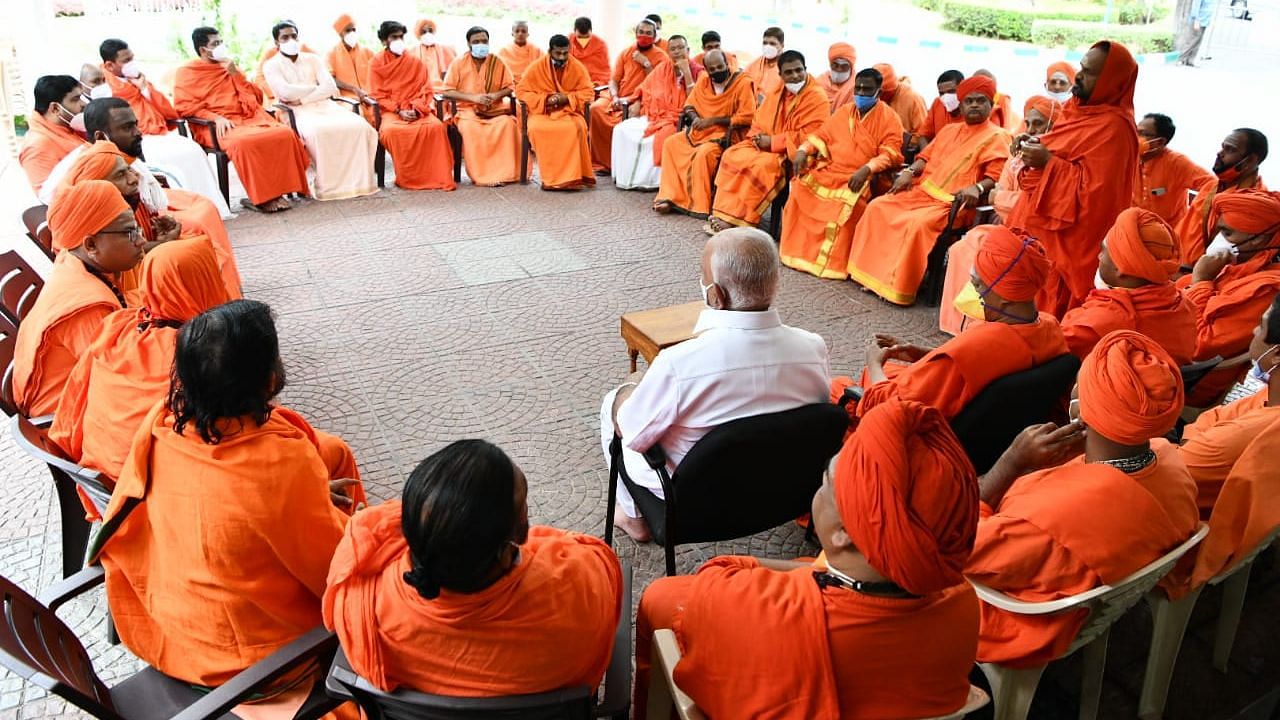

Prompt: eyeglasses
xmin=98 ymin=227 xmax=143 ymax=242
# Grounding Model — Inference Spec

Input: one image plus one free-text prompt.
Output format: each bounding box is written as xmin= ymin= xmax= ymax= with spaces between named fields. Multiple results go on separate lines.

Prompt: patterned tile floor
xmin=1 ymin=177 xmax=1277 ymax=719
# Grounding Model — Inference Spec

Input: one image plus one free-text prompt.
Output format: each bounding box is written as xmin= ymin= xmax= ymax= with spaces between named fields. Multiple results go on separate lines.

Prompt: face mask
xmin=388 ymin=39 xmax=406 ymax=56
xmin=830 ymin=70 xmax=851 ymax=84
xmin=89 ymin=83 xmax=113 ymax=100
xmin=853 ymin=94 xmax=877 ymax=113
xmin=636 ymin=36 xmax=654 ymax=49
xmin=279 ymin=39 xmax=300 ymax=56
xmin=1249 ymin=345 xmax=1279 ymax=384
xmin=1048 ymin=89 xmax=1073 ymax=103
xmin=785 ymin=80 xmax=805 ymax=94
xmin=210 ymin=44 xmax=230 ymax=62
xmin=344 ymin=31 xmax=358 ymax=48
xmin=53 ymin=102 xmax=76 ymax=125
xmin=761 ymin=44 xmax=779 ymax=60
xmin=700 ymin=280 xmax=715 ymax=307
xmin=121 ymin=60 xmax=142 ymax=79
xmin=953 ymin=281 xmax=986 ymax=320
xmin=470 ymin=43 xmax=490 ymax=59
xmin=1093 ymin=269 xmax=1112 ymax=291
xmin=1216 ymin=159 xmax=1246 ymax=183
xmin=420 ymin=32 xmax=436 ymax=46
xmin=940 ymin=92 xmax=960 ymax=112
xmin=710 ymin=69 xmax=731 ymax=84
xmin=1205 ymin=234 xmax=1235 ymax=258
xmin=551 ymin=57 xmax=567 ymax=68
xmin=69 ymin=112 xmax=87 ymax=134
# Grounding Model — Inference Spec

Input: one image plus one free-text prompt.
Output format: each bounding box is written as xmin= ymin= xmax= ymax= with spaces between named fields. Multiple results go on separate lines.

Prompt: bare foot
xmin=613 ymin=505 xmax=653 ymax=543
xmin=703 ymin=217 xmax=731 ymax=236
xmin=652 ymin=200 xmax=673 ymax=214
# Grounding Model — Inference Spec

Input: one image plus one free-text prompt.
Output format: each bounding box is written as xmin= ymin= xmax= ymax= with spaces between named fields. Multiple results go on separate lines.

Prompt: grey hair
xmin=709 ymin=228 xmax=779 ymax=310
xmin=511 ymin=19 xmax=530 ymax=29
xmin=704 ymin=49 xmax=728 ymax=67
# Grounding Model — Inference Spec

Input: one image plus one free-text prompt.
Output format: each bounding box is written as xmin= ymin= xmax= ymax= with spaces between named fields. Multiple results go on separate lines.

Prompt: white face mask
xmin=279 ymin=39 xmax=300 ymax=56
xmin=1250 ymin=344 xmax=1279 ymax=384
xmin=388 ymin=39 xmax=407 ymax=56
xmin=420 ymin=31 xmax=436 ymax=46
xmin=1048 ymin=89 xmax=1073 ymax=103
xmin=209 ymin=44 xmax=230 ymax=62
xmin=89 ymin=83 xmax=113 ymax=100
xmin=69 ymin=112 xmax=86 ymax=134
xmin=830 ymin=69 xmax=851 ymax=84
xmin=344 ymin=31 xmax=359 ymax=48
xmin=761 ymin=44 xmax=779 ymax=60
xmin=1093 ymin=269 xmax=1111 ymax=291
xmin=784 ymin=80 xmax=805 ymax=94
xmin=1205 ymin=234 xmax=1235 ymax=258
xmin=940 ymin=92 xmax=959 ymax=112
xmin=121 ymin=60 xmax=142 ymax=79
xmin=700 ymin=280 xmax=715 ymax=307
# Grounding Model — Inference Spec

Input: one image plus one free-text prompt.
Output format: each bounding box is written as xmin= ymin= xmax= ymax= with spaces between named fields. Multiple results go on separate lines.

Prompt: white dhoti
xmin=611 ymin=116 xmax=662 ymax=190
xmin=141 ymin=132 xmax=234 ymax=219
xmin=291 ymin=102 xmax=379 ymax=201
xmin=599 ymin=387 xmax=667 ymax=518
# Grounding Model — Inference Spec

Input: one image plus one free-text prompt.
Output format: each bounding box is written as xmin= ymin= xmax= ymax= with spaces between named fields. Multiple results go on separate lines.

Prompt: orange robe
xmin=497 ymin=42 xmax=544 ymax=83
xmin=710 ymin=76 xmax=829 ymax=227
xmin=1179 ymin=390 xmax=1279 ymax=515
xmin=1136 ymin=148 xmax=1215 ymax=229
xmin=515 ymin=56 xmax=595 ymax=190
xmin=570 ymin=35 xmax=612 ymax=87
xmin=103 ymin=72 xmax=178 ymax=135
xmin=368 ymin=49 xmax=456 ymax=191
xmin=817 ymin=71 xmax=856 ymax=113
xmin=172 ymin=59 xmax=311 ymax=205
xmin=853 ymin=314 xmax=1068 ymax=420
xmin=967 ymin=445 xmax=1199 ymax=667
xmin=1172 ymin=176 xmax=1267 ymax=266
xmin=743 ymin=56 xmax=781 ymax=104
xmin=442 ymin=55 xmax=520 ymax=186
xmin=95 ymin=401 xmax=365 ymax=686
xmin=633 ymin=59 xmax=695 ymax=166
xmin=12 ymin=252 xmax=125 ymax=417
xmin=847 ymin=120 xmax=1009 ymax=305
xmin=779 ymin=100 xmax=904 ymax=279
xmin=919 ymin=97 xmax=961 ymax=141
xmin=883 ymin=78 xmax=928 ymax=136
xmin=327 ymin=41 xmax=377 ymax=124
xmin=1060 ymin=284 xmax=1197 ymax=365
xmin=655 ymin=72 xmax=757 ymax=216
xmin=589 ymin=43 xmax=668 ymax=171
xmin=409 ymin=43 xmax=456 ymax=91
xmin=161 ymin=188 xmax=241 ymax=296
xmin=19 ymin=113 xmax=88 ymax=195
xmin=1008 ymin=46 xmax=1140 ymax=316
xmin=323 ymin=503 xmax=621 ymax=696
xmin=636 ymin=556 xmax=979 ymax=719
xmin=989 ymin=92 xmax=1020 ymax=132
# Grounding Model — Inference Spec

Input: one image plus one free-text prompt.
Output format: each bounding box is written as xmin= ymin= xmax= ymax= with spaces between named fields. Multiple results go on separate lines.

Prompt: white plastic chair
xmin=970 ymin=524 xmax=1209 ymax=720
xmin=646 ymin=628 xmax=991 ymax=720
xmin=1138 ymin=524 xmax=1280 ymax=719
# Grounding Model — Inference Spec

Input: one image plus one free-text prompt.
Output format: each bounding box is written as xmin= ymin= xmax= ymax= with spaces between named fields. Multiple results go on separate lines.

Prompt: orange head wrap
xmin=1084 ymin=40 xmax=1137 ymax=111
xmin=1045 ymin=61 xmax=1075 ymax=84
xmin=60 ymin=140 xmax=134 ymax=193
xmin=827 ymin=42 xmax=855 ymax=67
xmin=1209 ymin=189 xmax=1280 ymax=235
xmin=956 ymin=74 xmax=996 ymax=102
xmin=47 ymin=179 xmax=130 ymax=252
xmin=1104 ymin=207 xmax=1178 ymax=284
xmin=833 ymin=399 xmax=978 ymax=595
xmin=139 ymin=239 xmax=231 ymax=324
xmin=974 ymin=226 xmax=1052 ymax=303
xmin=414 ymin=18 xmax=437 ymax=38
xmin=333 ymin=13 xmax=355 ymax=37
xmin=1078 ymin=330 xmax=1184 ymax=445
xmin=873 ymin=63 xmax=898 ymax=95
xmin=1022 ymin=95 xmax=1062 ymax=124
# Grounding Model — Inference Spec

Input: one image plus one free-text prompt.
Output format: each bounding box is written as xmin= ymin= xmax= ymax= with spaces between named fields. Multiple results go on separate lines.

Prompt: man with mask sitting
xmin=1174 ymin=128 xmax=1268 ymax=266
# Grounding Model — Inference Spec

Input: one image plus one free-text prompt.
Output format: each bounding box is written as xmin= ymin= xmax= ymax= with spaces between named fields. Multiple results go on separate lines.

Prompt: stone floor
xmin=1 ymin=176 xmax=1278 ymax=719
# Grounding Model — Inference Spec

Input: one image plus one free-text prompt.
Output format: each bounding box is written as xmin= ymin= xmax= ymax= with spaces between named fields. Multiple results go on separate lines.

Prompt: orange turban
xmin=140 ymin=239 xmax=231 ymax=323
xmin=1045 ymin=61 xmax=1074 ymax=83
xmin=1022 ymin=95 xmax=1061 ymax=122
xmin=1104 ymin=207 xmax=1178 ymax=284
xmin=1078 ymin=330 xmax=1184 ymax=445
xmin=414 ymin=18 xmax=437 ymax=37
xmin=833 ymin=399 xmax=977 ymax=595
xmin=60 ymin=140 xmax=133 ymax=191
xmin=873 ymin=63 xmax=898 ymax=94
xmin=956 ymin=74 xmax=996 ymax=102
xmin=827 ymin=42 xmax=855 ymax=67
xmin=974 ymin=226 xmax=1052 ymax=302
xmin=333 ymin=13 xmax=355 ymax=37
xmin=47 ymin=179 xmax=130 ymax=252
xmin=1209 ymin=189 xmax=1280 ymax=234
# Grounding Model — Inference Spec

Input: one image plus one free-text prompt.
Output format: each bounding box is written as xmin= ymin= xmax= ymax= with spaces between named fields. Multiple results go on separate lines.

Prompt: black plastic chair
xmin=1 ymin=313 xmax=17 ymax=418
xmin=0 ymin=249 xmax=45 ymax=325
xmin=605 ymin=403 xmax=849 ymax=576
xmin=920 ymin=200 xmax=996 ymax=308
xmin=950 ymin=354 xmax=1082 ymax=475
xmin=22 ymin=205 xmax=54 ymax=260
xmin=766 ymin=159 xmax=794 ymax=241
xmin=178 ymin=118 xmax=231 ymax=206
xmin=0 ymin=566 xmax=342 ymax=720
xmin=325 ymin=562 xmax=634 ymax=720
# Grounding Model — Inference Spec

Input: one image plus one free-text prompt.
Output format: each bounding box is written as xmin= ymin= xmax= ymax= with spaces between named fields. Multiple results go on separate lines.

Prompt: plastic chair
xmin=766 ymin=159 xmax=793 ymax=241
xmin=920 ymin=198 xmax=994 ymax=308
xmin=604 ymin=403 xmax=848 ymax=576
xmin=0 ymin=566 xmax=342 ymax=720
xmin=325 ymin=562 xmax=634 ymax=720
xmin=646 ymin=628 xmax=991 ymax=720
xmin=0 ymin=249 xmax=45 ymax=324
xmin=22 ymin=205 xmax=54 ymax=260
xmin=970 ymin=524 xmax=1209 ymax=720
xmin=0 ymin=313 xmax=17 ymax=417
xmin=949 ymin=354 xmax=1081 ymax=475
xmin=177 ymin=118 xmax=231 ymax=206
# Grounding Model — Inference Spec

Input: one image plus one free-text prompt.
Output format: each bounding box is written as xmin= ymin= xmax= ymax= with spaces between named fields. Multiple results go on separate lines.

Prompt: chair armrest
xmin=1220 ymin=351 xmax=1251 ymax=369
xmin=652 ymin=629 xmax=705 ymax=720
xmin=594 ymin=561 xmax=633 ymax=717
xmin=272 ymin=103 xmax=300 ymax=135
xmin=170 ymin=627 xmax=339 ymax=720
xmin=181 ymin=117 xmax=222 ymax=152
xmin=839 ymin=385 xmax=863 ymax=408
xmin=172 ymin=119 xmax=190 ymax=137
xmin=641 ymin=444 xmax=668 ymax=471
xmin=331 ymin=96 xmax=360 ymax=115
xmin=371 ymin=103 xmax=383 ymax=130
xmin=37 ymin=565 xmax=105 ymax=611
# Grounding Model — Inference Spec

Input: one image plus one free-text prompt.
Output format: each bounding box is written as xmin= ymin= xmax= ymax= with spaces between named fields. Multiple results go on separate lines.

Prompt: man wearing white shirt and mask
xmin=263 ymin=20 xmax=378 ymax=201
xmin=600 ymin=228 xmax=830 ymax=541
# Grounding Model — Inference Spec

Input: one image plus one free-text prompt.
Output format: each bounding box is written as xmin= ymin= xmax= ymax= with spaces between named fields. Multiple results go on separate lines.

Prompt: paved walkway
xmin=1 ymin=178 xmax=1276 ymax=719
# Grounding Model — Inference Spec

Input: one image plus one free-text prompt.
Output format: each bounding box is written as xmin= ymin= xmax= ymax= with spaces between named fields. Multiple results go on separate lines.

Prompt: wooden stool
xmin=619 ymin=301 xmax=704 ymax=372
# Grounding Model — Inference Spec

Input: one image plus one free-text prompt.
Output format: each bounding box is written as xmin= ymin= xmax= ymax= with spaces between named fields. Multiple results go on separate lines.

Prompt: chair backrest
xmin=0 ymin=572 xmax=117 ymax=718
xmin=9 ymin=415 xmax=111 ymax=512
xmin=1180 ymin=355 xmax=1223 ymax=395
xmin=666 ymin=403 xmax=849 ymax=545
xmin=0 ymin=313 xmax=18 ymax=417
xmin=950 ymin=354 xmax=1082 ymax=475
xmin=21 ymin=205 xmax=54 ymax=260
xmin=0 ymin=250 xmax=45 ymax=324
xmin=326 ymin=648 xmax=594 ymax=720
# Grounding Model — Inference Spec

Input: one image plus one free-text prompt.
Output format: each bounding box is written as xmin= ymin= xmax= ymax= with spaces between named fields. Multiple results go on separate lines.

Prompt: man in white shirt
xmin=600 ymin=227 xmax=831 ymax=541
xmin=263 ymin=20 xmax=379 ymax=201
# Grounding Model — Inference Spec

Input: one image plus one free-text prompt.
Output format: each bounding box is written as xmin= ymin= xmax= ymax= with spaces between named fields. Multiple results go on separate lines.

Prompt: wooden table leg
xmin=629 ymin=349 xmax=639 ymax=373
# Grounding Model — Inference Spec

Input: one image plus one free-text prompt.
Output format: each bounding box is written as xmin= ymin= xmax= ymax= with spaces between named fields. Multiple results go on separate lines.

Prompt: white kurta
xmin=611 ymin=117 xmax=662 ymax=190
xmin=141 ymin=131 xmax=234 ymax=218
xmin=263 ymin=52 xmax=378 ymax=201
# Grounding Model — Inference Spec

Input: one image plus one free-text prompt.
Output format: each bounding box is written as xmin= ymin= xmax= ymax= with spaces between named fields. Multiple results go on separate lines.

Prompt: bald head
xmin=701 ymin=228 xmax=780 ymax=311
xmin=704 ymin=49 xmax=729 ymax=75
xmin=974 ymin=68 xmax=995 ymax=80
xmin=81 ymin=63 xmax=105 ymax=87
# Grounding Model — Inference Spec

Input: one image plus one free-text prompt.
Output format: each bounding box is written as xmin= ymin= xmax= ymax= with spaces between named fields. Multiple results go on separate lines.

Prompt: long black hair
xmin=168 ymin=299 xmax=285 ymax=444
xmin=401 ymin=440 xmax=520 ymax=599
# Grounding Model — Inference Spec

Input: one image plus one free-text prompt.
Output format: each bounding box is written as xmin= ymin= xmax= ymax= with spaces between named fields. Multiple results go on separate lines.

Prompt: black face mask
xmin=710 ymin=69 xmax=731 ymax=84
